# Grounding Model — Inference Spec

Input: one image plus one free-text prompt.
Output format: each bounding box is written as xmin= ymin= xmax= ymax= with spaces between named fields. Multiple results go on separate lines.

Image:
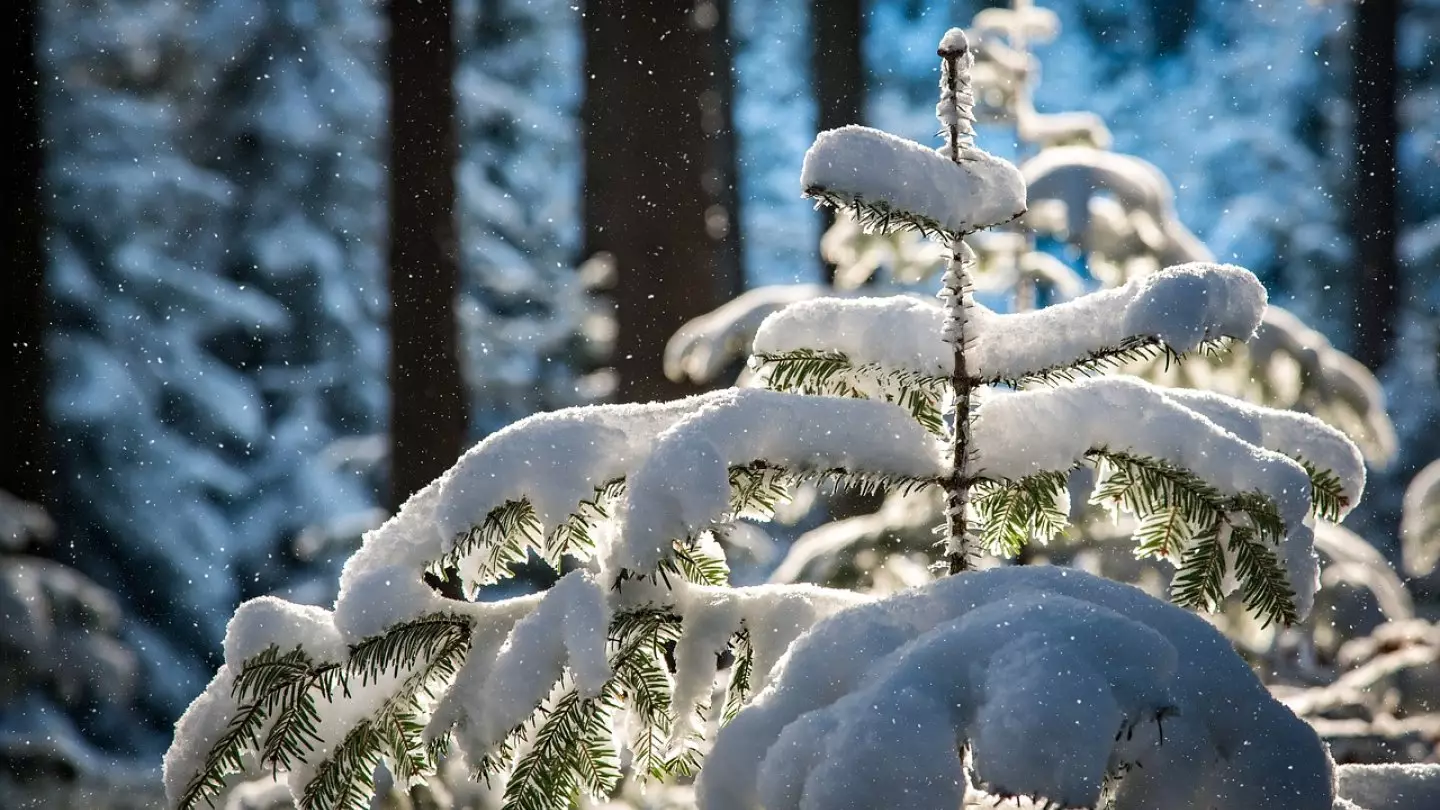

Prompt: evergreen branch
xmin=301 ymin=618 xmax=471 ymax=810
xmin=728 ymin=460 xmax=937 ymax=526
xmin=1170 ymin=521 xmax=1226 ymax=613
xmin=1088 ymin=449 xmax=1299 ymax=623
xmin=751 ymin=349 xmax=947 ymax=436
xmin=1298 ymin=458 xmax=1347 ymax=522
xmin=993 ymin=337 xmax=1233 ymax=389
xmin=722 ymin=629 xmax=754 ymax=723
xmin=803 ymin=185 xmax=961 ymax=243
xmin=1131 ymin=507 xmax=1196 ymax=561
xmin=610 ymin=609 xmax=684 ymax=782
xmin=437 ymin=499 xmax=543 ymax=591
xmin=545 ymin=479 xmax=627 ymax=567
xmin=1227 ymin=526 xmax=1299 ymax=627
xmin=658 ymin=540 xmax=730 ymax=587
xmin=258 ymin=663 xmax=344 ymax=774
xmin=502 ymin=683 xmax=610 ymax=810
xmin=971 ymin=473 xmax=1069 ymax=558
xmin=176 ymin=646 xmax=320 ymax=810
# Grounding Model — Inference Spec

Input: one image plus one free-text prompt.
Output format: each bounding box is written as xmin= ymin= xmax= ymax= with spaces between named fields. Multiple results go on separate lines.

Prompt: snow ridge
xmin=752 ymin=262 xmax=1266 ymax=384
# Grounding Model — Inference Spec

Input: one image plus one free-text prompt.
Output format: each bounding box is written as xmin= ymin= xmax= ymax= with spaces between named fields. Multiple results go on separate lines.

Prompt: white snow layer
xmin=696 ymin=566 xmax=1333 ymax=810
xmin=666 ymin=582 xmax=868 ymax=748
xmin=472 ymin=571 xmax=611 ymax=749
xmin=752 ymin=262 xmax=1266 ymax=382
xmin=1161 ymin=387 xmax=1366 ymax=515
xmin=801 ymin=125 xmax=1026 ymax=234
xmin=972 ymin=376 xmax=1322 ymax=615
xmin=614 ymin=389 xmax=945 ymax=572
xmin=1335 ymin=763 xmax=1440 ymax=810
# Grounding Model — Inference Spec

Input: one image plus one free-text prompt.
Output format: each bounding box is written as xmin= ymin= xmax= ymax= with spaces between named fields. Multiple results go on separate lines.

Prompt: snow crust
xmin=696 ymin=566 xmax=1333 ymax=810
xmin=801 ymin=125 xmax=1026 ymax=234
xmin=752 ymin=262 xmax=1266 ymax=382
xmin=971 ymin=377 xmax=1321 ymax=614
xmin=473 ymin=572 xmax=611 ymax=749
xmin=666 ymin=582 xmax=868 ymax=747
xmin=614 ymin=389 xmax=945 ymax=572
xmin=1335 ymin=763 xmax=1440 ymax=810
xmin=1161 ymin=388 xmax=1366 ymax=515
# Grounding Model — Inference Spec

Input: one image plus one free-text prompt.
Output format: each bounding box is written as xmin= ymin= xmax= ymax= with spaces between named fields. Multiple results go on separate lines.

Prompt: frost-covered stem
xmin=937 ymin=28 xmax=980 ymax=574
xmin=937 ymin=29 xmax=976 ymax=163
xmin=941 ymin=239 xmax=977 ymax=574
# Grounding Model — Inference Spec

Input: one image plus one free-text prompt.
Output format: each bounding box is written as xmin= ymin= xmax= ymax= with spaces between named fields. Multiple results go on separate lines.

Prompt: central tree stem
xmin=937 ymin=31 xmax=979 ymax=574
xmin=942 ymin=240 xmax=976 ymax=573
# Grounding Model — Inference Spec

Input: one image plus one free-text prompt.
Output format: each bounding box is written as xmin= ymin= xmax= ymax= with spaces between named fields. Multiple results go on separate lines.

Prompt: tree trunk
xmin=5 ymin=0 xmax=49 ymax=506
xmin=812 ymin=0 xmax=866 ymax=283
xmin=387 ymin=0 xmax=467 ymax=511
xmin=1350 ymin=0 xmax=1400 ymax=371
xmin=583 ymin=0 xmax=745 ymax=403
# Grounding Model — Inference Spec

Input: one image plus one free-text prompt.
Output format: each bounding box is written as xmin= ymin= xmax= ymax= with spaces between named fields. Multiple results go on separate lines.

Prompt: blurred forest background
xmin=3 ymin=0 xmax=1438 ymax=797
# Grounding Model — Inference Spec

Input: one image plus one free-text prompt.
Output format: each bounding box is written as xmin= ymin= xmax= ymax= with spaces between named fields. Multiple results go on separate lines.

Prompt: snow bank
xmin=971 ymin=377 xmax=1320 ymax=614
xmin=614 ymin=389 xmax=945 ymax=572
xmin=697 ymin=566 xmax=1333 ymax=810
xmin=753 ymin=262 xmax=1266 ymax=383
xmin=1335 ymin=763 xmax=1440 ymax=810
xmin=801 ymin=125 xmax=1026 ymax=235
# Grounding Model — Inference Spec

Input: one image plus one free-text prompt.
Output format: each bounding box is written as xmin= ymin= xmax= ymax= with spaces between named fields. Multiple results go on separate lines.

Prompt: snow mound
xmin=1335 ymin=763 xmax=1440 ymax=810
xmin=801 ymin=125 xmax=1026 ymax=236
xmin=697 ymin=566 xmax=1333 ymax=810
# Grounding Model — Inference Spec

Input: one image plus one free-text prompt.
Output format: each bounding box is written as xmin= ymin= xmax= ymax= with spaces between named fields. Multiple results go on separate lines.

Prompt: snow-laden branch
xmin=752 ymin=262 xmax=1266 ymax=386
xmin=1161 ymin=387 xmax=1366 ymax=518
xmin=801 ymin=125 xmax=1025 ymax=241
xmin=971 ymin=376 xmax=1333 ymax=617
xmin=697 ymin=566 xmax=1333 ymax=810
xmin=664 ymin=285 xmax=833 ymax=385
xmin=613 ymin=389 xmax=945 ymax=573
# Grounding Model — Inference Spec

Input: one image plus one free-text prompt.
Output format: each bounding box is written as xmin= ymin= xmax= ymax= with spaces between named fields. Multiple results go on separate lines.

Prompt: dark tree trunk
xmin=387 ymin=0 xmax=467 ymax=510
xmin=583 ymin=0 xmax=745 ymax=403
xmin=1350 ymin=0 xmax=1400 ymax=371
xmin=812 ymin=0 xmax=866 ymax=282
xmin=5 ymin=0 xmax=49 ymax=506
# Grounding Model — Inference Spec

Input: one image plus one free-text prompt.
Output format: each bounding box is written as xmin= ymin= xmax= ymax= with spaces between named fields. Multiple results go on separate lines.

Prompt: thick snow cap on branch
xmin=332 ymin=394 xmax=731 ymax=607
xmin=801 ymin=125 xmax=1026 ymax=236
xmin=972 ymin=376 xmax=1322 ymax=614
xmin=696 ymin=566 xmax=1332 ymax=810
xmin=613 ymin=389 xmax=944 ymax=572
xmin=1162 ymin=387 xmax=1366 ymax=516
xmin=753 ymin=262 xmax=1266 ymax=383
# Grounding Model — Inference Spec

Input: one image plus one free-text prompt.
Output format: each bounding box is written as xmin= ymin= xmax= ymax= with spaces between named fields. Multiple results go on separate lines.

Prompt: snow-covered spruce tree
xmin=167 ymin=29 xmax=1366 ymax=810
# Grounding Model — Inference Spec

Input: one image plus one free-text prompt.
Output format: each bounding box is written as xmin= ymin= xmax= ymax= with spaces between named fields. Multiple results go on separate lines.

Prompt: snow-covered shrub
xmin=166 ymin=28 xmax=1367 ymax=810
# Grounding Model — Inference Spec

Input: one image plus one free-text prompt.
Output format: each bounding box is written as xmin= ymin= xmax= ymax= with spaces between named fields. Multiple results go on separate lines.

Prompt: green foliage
xmin=722 ymin=630 xmax=754 ymax=723
xmin=178 ymin=617 xmax=472 ymax=810
xmin=971 ymin=472 xmax=1069 ymax=557
xmin=175 ymin=647 xmax=319 ymax=809
xmin=728 ymin=460 xmax=936 ymax=525
xmin=751 ymin=349 xmax=947 ymax=435
xmin=486 ymin=607 xmax=695 ymax=810
xmin=1169 ymin=521 xmax=1226 ymax=614
xmin=1090 ymin=451 xmax=1295 ymax=625
xmin=1299 ymin=458 xmax=1347 ymax=522
xmin=804 ymin=185 xmax=961 ymax=243
xmin=999 ymin=338 xmax=1232 ymax=389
